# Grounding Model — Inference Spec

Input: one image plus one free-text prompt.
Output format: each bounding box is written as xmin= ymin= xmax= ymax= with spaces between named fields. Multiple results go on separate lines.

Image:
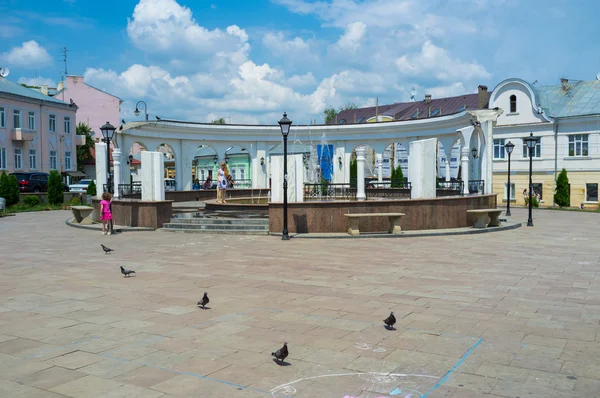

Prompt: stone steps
xmin=160 ymin=218 xmax=269 ymax=234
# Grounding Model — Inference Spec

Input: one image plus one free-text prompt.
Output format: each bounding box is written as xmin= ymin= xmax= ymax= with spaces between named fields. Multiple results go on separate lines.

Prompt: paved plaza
xmin=1 ymin=208 xmax=600 ymax=397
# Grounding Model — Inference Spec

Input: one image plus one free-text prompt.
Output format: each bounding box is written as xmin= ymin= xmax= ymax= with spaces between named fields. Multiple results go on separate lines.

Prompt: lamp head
xmin=525 ymin=132 xmax=536 ymax=149
xmin=260 ymin=157 xmax=265 ymax=166
xmin=100 ymin=121 xmax=116 ymax=140
xmin=338 ymin=156 xmax=342 ymax=165
xmin=278 ymin=112 xmax=292 ymax=137
xmin=505 ymin=141 xmax=515 ymax=155
xmin=134 ymin=108 xmax=140 ymax=117
xmin=471 ymin=147 xmax=478 ymax=159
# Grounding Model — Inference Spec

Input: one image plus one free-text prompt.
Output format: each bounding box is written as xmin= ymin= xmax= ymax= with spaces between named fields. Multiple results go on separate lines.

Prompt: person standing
xmin=523 ymin=189 xmax=528 ymax=205
xmin=217 ymin=162 xmax=229 ymax=203
xmin=100 ymin=192 xmax=113 ymax=235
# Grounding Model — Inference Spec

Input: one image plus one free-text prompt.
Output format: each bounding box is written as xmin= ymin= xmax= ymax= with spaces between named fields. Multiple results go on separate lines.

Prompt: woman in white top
xmin=217 ymin=162 xmax=229 ymax=203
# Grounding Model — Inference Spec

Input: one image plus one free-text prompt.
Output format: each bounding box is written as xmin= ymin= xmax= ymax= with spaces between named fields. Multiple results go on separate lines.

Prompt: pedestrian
xmin=216 ymin=162 xmax=229 ymax=203
xmin=227 ymin=173 xmax=235 ymax=188
xmin=100 ymin=192 xmax=113 ymax=235
xmin=523 ymin=189 xmax=528 ymax=205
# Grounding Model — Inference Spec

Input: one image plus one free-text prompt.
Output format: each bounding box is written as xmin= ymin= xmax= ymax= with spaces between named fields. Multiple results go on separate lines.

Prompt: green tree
xmin=554 ymin=168 xmax=570 ymax=207
xmin=211 ymin=117 xmax=226 ymax=124
xmin=47 ymin=170 xmax=64 ymax=205
xmin=349 ymin=159 xmax=357 ymax=188
xmin=324 ymin=102 xmax=359 ymax=124
xmin=0 ymin=172 xmax=20 ymax=206
xmin=391 ymin=165 xmax=404 ymax=188
xmin=76 ymin=122 xmax=95 ymax=173
xmin=86 ymin=180 xmax=97 ymax=197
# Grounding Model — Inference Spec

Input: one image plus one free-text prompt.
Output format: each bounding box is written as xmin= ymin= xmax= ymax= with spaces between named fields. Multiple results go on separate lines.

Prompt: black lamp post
xmin=504 ymin=141 xmax=515 ymax=216
xmin=278 ymin=112 xmax=292 ymax=240
xmin=134 ymin=101 xmax=148 ymax=121
xmin=100 ymin=121 xmax=116 ymax=193
xmin=524 ymin=132 xmax=536 ymax=226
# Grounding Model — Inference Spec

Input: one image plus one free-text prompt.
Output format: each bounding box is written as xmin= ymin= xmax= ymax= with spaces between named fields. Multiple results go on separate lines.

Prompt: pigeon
xmin=101 ymin=244 xmax=114 ymax=254
xmin=120 ymin=266 xmax=136 ymax=277
xmin=156 ymin=116 xmax=161 ymax=120
xmin=271 ymin=342 xmax=288 ymax=364
xmin=383 ymin=312 xmax=396 ymax=329
xmin=121 ymin=119 xmax=126 ymax=124
xmin=198 ymin=292 xmax=209 ymax=308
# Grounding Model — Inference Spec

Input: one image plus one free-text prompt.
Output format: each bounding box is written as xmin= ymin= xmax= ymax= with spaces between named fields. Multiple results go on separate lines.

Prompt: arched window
xmin=509 ymin=95 xmax=517 ymax=113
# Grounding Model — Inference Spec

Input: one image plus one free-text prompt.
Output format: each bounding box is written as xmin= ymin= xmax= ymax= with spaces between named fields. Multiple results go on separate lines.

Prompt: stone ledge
xmin=65 ymin=217 xmax=155 ymax=232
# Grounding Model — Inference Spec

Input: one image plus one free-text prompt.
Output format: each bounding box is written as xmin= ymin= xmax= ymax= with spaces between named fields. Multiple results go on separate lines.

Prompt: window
xmin=493 ymin=139 xmax=506 ymax=159
xmin=28 ymin=111 xmax=35 ymax=130
xmin=586 ymin=183 xmax=598 ymax=202
xmin=568 ymin=134 xmax=589 ymax=157
xmin=356 ymin=117 xmax=366 ymax=123
xmin=14 ymin=148 xmax=23 ymax=169
xmin=411 ymin=110 xmax=421 ymax=119
xmin=509 ymin=95 xmax=517 ymax=113
xmin=532 ymin=183 xmax=543 ymax=200
xmin=240 ymin=168 xmax=245 ymax=181
xmin=0 ymin=107 xmax=5 ymax=128
xmin=457 ymin=105 xmax=466 ymax=112
xmin=230 ymin=168 xmax=237 ymax=180
xmin=50 ymin=150 xmax=57 ymax=170
xmin=522 ymin=137 xmax=542 ymax=158
xmin=13 ymin=110 xmax=21 ymax=128
xmin=338 ymin=119 xmax=346 ymax=124
xmin=65 ymin=151 xmax=72 ymax=170
xmin=0 ymin=148 xmax=6 ymax=169
xmin=29 ymin=149 xmax=37 ymax=169
xmin=504 ymin=182 xmax=515 ymax=201
xmin=49 ymin=115 xmax=56 ymax=132
xmin=64 ymin=117 xmax=71 ymax=134
xmin=430 ymin=108 xmax=441 ymax=117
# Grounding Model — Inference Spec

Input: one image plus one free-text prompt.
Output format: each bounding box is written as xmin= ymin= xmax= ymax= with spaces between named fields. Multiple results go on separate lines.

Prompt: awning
xmin=63 ymin=171 xmax=86 ymax=177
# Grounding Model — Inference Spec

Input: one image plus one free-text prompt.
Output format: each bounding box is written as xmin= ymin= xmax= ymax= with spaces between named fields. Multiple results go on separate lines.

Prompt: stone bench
xmin=71 ymin=206 xmax=94 ymax=225
xmin=467 ymin=208 xmax=502 ymax=228
xmin=344 ymin=213 xmax=406 ymax=236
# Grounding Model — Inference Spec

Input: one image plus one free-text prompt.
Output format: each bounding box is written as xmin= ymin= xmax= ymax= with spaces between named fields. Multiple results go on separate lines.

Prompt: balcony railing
xmin=11 ymin=128 xmax=35 ymax=141
xmin=303 ymin=183 xmax=357 ymax=201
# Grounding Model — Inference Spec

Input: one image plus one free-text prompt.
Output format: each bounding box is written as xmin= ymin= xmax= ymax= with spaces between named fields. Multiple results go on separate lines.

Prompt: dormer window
xmin=510 ymin=95 xmax=517 ymax=113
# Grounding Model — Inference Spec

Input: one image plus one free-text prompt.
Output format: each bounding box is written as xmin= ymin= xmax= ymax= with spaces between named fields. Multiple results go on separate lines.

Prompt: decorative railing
xmin=303 ymin=183 xmax=357 ymax=201
xmin=436 ymin=180 xmax=464 ymax=197
xmin=232 ymin=179 xmax=252 ymax=189
xmin=119 ymin=182 xmax=142 ymax=197
xmin=365 ymin=181 xmax=412 ymax=199
xmin=468 ymin=180 xmax=485 ymax=194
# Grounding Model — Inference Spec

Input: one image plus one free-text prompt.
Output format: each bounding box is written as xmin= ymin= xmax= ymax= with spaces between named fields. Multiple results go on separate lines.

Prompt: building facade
xmin=489 ymin=77 xmax=600 ymax=207
xmin=0 ymin=77 xmax=82 ymax=178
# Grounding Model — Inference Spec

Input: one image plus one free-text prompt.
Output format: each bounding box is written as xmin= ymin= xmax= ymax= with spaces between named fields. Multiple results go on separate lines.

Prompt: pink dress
xmin=100 ymin=200 xmax=112 ymax=221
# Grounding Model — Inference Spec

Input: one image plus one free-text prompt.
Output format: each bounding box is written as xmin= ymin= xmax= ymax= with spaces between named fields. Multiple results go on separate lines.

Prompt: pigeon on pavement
xmin=198 ymin=292 xmax=209 ymax=309
xmin=271 ymin=342 xmax=288 ymax=364
xmin=101 ymin=244 xmax=114 ymax=254
xmin=120 ymin=266 xmax=136 ymax=277
xmin=384 ymin=312 xmax=396 ymax=329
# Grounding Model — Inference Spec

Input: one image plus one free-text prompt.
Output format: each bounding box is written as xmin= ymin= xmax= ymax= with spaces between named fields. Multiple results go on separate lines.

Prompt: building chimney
xmin=57 ymin=81 xmax=64 ymax=91
xmin=41 ymin=84 xmax=48 ymax=96
xmin=477 ymin=85 xmax=488 ymax=109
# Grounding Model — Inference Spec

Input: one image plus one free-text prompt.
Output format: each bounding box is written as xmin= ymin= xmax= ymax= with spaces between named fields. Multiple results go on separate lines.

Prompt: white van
xmin=164 ymin=178 xmax=176 ymax=191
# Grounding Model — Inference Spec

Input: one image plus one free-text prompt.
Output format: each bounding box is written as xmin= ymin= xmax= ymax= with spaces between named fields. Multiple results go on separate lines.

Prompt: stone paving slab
xmin=1 ymin=208 xmax=600 ymax=397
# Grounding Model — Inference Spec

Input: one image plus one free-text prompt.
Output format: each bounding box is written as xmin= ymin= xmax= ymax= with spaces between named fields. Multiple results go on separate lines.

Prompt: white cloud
xmin=262 ymin=32 xmax=318 ymax=64
xmin=287 ymin=72 xmax=317 ymax=88
xmin=1 ymin=40 xmax=52 ymax=68
xmin=127 ymin=0 xmax=248 ymax=57
xmin=333 ymin=21 xmax=366 ymax=54
xmin=396 ymin=40 xmax=490 ymax=81
xmin=17 ymin=76 xmax=57 ymax=87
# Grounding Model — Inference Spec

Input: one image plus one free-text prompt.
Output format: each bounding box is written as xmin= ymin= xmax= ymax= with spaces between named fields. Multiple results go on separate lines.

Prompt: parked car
xmin=69 ymin=179 xmax=95 ymax=193
xmin=10 ymin=172 xmax=70 ymax=193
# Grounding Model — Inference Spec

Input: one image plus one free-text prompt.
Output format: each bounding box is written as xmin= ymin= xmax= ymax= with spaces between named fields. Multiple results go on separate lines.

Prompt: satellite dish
xmin=410 ymin=87 xmax=416 ymax=96
xmin=596 ymin=72 xmax=600 ymax=81
xmin=0 ymin=68 xmax=9 ymax=78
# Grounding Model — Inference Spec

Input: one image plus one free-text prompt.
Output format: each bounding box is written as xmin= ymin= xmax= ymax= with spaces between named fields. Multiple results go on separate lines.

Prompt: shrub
xmin=47 ymin=170 xmax=64 ymax=205
xmin=391 ymin=165 xmax=404 ymax=187
xmin=1 ymin=174 xmax=21 ymax=206
xmin=86 ymin=180 xmax=97 ymax=197
xmin=554 ymin=168 xmax=570 ymax=207
xmin=70 ymin=197 xmax=82 ymax=205
xmin=528 ymin=196 xmax=539 ymax=208
xmin=23 ymin=195 xmax=41 ymax=207
xmin=349 ymin=159 xmax=357 ymax=188
xmin=0 ymin=171 xmax=9 ymax=203
xmin=320 ymin=176 xmax=328 ymax=195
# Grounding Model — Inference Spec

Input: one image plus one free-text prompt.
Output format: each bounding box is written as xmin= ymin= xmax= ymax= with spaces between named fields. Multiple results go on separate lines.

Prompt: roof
xmin=269 ymin=143 xmax=313 ymax=155
xmin=0 ymin=77 xmax=70 ymax=105
xmin=329 ymin=92 xmax=488 ymax=125
xmin=536 ymin=79 xmax=600 ymax=118
xmin=194 ymin=146 xmax=249 ymax=157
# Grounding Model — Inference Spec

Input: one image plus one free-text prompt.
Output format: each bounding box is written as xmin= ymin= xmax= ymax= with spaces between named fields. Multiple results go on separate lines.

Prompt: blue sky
xmin=1 ymin=0 xmax=600 ymax=124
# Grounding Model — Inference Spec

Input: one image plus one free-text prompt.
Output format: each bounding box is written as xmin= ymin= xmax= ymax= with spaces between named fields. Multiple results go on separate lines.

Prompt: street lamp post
xmin=100 ymin=121 xmax=116 ymax=193
xmin=504 ymin=141 xmax=515 ymax=216
xmin=278 ymin=112 xmax=292 ymax=241
xmin=524 ymin=132 xmax=536 ymax=226
xmin=134 ymin=101 xmax=149 ymax=121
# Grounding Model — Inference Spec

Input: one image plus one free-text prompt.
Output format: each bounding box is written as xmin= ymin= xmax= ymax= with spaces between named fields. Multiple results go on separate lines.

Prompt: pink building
xmin=0 ymin=76 xmax=82 ymax=178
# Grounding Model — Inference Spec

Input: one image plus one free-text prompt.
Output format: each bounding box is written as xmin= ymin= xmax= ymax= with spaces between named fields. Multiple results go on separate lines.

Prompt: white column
xmin=356 ymin=146 xmax=366 ymax=201
xmin=141 ymin=151 xmax=165 ymax=201
xmin=376 ymin=153 xmax=383 ymax=183
xmin=333 ymin=144 xmax=346 ymax=184
xmin=112 ymin=148 xmax=122 ymax=198
xmin=482 ymin=121 xmax=493 ymax=194
xmin=251 ymin=143 xmax=268 ymax=189
xmin=180 ymin=140 xmax=193 ymax=191
xmin=94 ymin=142 xmax=107 ymax=197
xmin=445 ymin=149 xmax=451 ymax=182
xmin=175 ymin=140 xmax=184 ymax=191
xmin=461 ymin=147 xmax=470 ymax=195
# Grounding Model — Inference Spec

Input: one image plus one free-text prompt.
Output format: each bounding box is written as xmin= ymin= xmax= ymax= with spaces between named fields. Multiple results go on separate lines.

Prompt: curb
xmin=65 ymin=218 xmax=155 ymax=233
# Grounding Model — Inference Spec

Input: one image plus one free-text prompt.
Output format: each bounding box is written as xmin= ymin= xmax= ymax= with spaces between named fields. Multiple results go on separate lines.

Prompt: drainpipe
xmin=553 ymin=119 xmax=559 ymax=207
xmin=39 ymin=104 xmax=43 ymax=172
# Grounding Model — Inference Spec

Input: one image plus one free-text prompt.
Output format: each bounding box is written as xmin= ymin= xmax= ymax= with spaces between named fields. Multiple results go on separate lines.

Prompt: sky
xmin=1 ymin=0 xmax=600 ymax=125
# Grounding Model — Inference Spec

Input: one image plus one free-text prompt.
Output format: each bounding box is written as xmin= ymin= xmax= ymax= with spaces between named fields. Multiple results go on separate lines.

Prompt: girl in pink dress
xmin=100 ymin=192 xmax=113 ymax=235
